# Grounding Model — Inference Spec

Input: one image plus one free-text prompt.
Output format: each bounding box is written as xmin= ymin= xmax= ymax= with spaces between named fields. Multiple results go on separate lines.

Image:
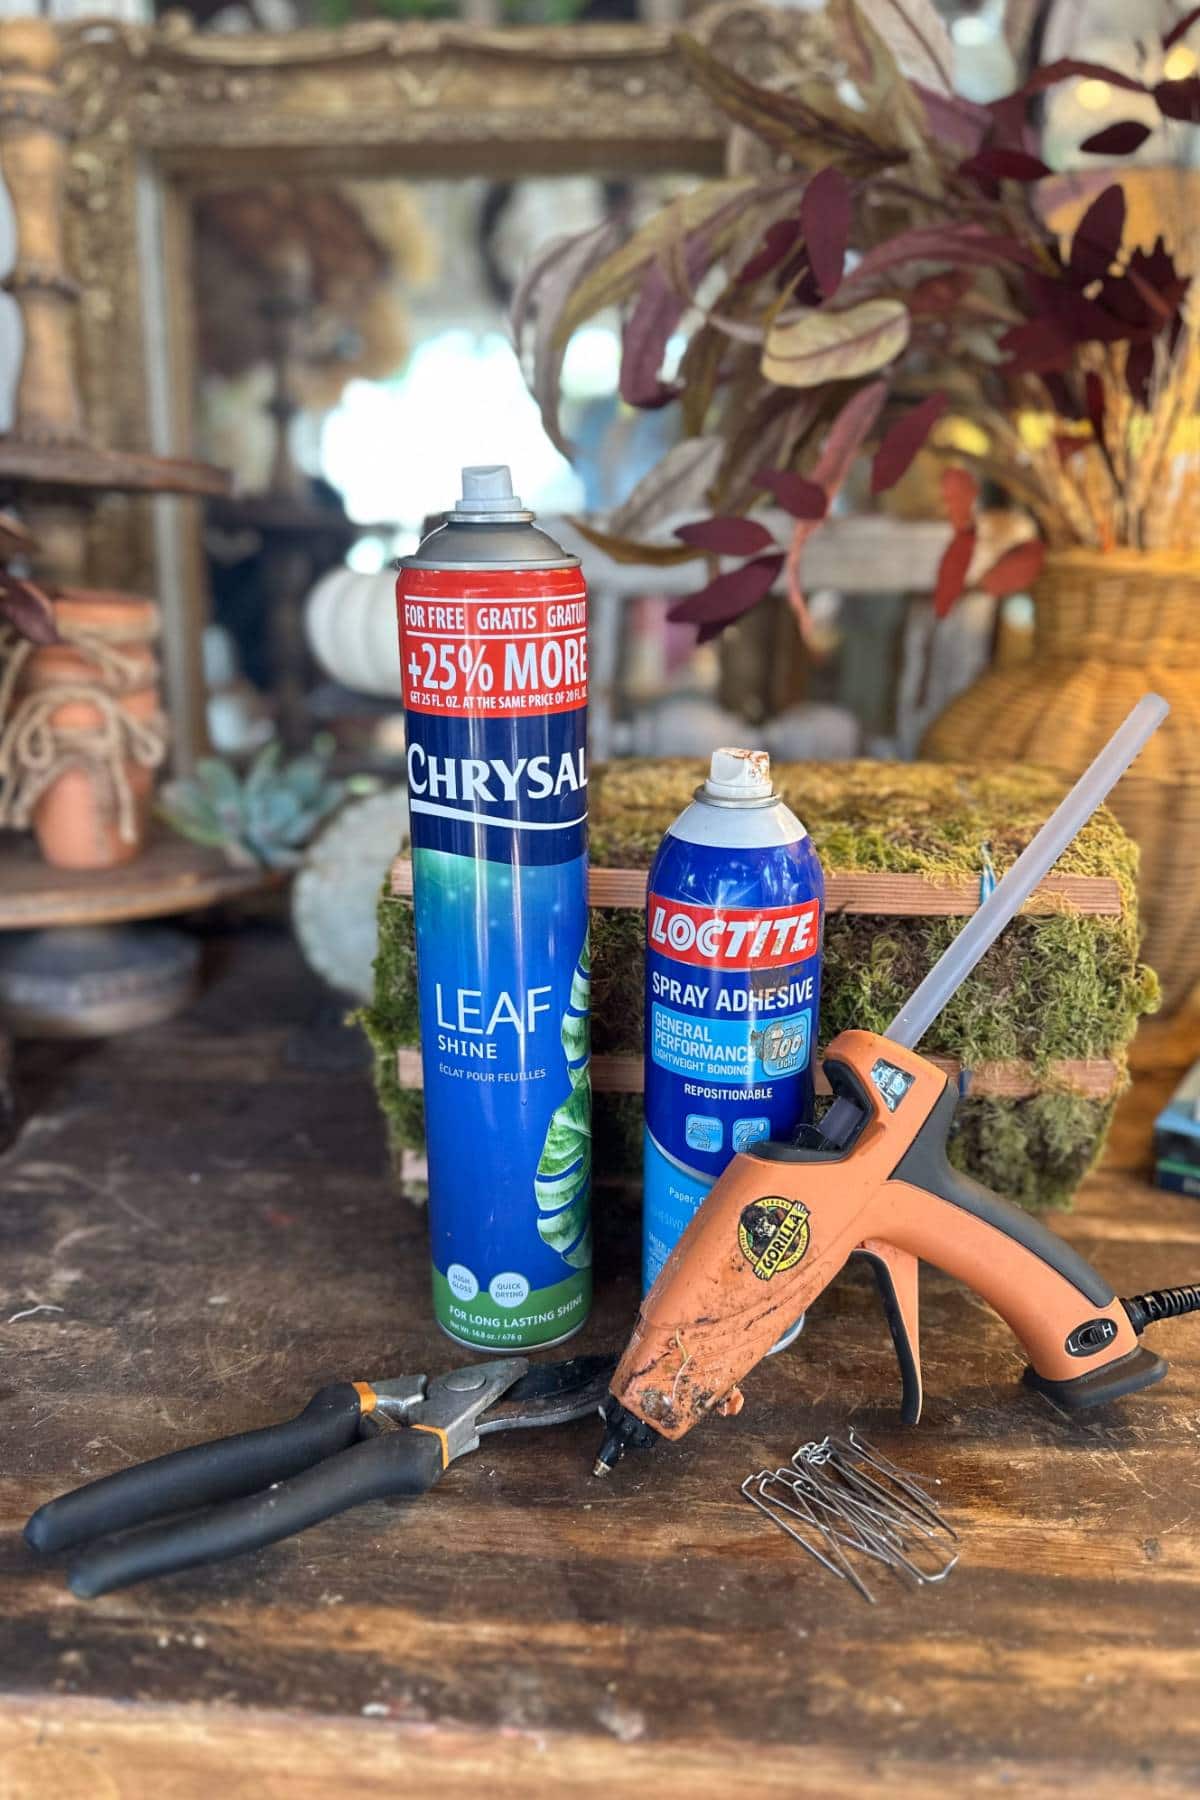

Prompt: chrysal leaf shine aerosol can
xmin=397 ymin=466 xmax=591 ymax=1349
xmin=642 ymin=749 xmax=824 ymax=1290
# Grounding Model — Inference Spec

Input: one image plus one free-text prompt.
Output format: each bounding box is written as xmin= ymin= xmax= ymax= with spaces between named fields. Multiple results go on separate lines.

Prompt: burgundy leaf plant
xmin=516 ymin=0 xmax=1200 ymax=643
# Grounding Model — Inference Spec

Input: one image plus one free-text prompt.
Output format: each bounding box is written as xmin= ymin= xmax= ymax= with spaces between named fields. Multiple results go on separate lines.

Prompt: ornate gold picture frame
xmin=54 ymin=1 xmax=817 ymax=751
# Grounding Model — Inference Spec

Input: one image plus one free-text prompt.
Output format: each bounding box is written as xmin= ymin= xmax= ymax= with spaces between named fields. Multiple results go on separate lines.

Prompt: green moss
xmin=352 ymin=880 xmax=420 ymax=1174
xmin=588 ymin=1087 xmax=1113 ymax=1212
xmin=591 ymin=907 xmax=646 ymax=1058
xmin=947 ymin=1089 xmax=1119 ymax=1212
xmin=363 ymin=760 xmax=1158 ymax=1211
xmin=595 ymin=1092 xmax=644 ymax=1177
xmin=593 ymin=759 xmax=1140 ymax=896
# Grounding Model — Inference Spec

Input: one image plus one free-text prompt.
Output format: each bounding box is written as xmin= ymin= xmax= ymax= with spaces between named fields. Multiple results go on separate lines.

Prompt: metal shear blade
xmin=478 ymin=1353 xmax=617 ymax=1435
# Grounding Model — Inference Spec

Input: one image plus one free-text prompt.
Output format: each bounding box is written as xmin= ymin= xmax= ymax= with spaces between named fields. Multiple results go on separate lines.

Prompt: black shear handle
xmin=67 ymin=1427 xmax=446 ymax=1598
xmin=25 ymin=1382 xmax=368 ymax=1557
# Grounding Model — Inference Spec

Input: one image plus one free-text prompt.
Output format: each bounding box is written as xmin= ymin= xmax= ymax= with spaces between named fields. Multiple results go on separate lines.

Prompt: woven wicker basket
xmin=924 ymin=548 xmax=1200 ymax=1009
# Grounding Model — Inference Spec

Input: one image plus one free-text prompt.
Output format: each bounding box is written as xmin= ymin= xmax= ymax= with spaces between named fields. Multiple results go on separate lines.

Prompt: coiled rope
xmin=0 ymin=614 xmax=168 ymax=846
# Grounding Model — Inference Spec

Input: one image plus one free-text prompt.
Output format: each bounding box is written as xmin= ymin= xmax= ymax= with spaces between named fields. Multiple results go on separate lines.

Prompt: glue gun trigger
xmin=855 ymin=1240 xmax=923 ymax=1426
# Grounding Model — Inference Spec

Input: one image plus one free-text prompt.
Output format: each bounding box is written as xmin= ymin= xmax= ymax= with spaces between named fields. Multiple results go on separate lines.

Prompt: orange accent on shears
xmin=409 ymin=1422 xmax=450 ymax=1468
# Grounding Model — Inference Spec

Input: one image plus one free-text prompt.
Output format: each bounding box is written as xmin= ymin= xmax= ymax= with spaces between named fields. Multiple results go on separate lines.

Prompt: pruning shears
xmin=26 ymin=1353 xmax=614 ymax=1598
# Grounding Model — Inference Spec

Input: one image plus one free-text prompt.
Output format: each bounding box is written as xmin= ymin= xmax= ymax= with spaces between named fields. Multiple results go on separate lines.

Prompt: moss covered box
xmin=361 ymin=760 xmax=1158 ymax=1211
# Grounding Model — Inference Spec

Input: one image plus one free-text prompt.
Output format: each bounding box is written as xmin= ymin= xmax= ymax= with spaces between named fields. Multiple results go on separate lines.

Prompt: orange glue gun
xmin=595 ymin=697 xmax=1199 ymax=1471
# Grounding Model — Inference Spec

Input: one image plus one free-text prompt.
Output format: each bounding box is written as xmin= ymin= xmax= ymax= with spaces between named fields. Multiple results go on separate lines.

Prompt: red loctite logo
xmin=647 ymin=893 xmax=820 ymax=970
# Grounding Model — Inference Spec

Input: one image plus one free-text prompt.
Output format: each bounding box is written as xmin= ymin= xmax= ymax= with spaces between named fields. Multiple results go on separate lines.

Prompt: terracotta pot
xmin=923 ymin=549 xmax=1200 ymax=1011
xmin=19 ymin=588 xmax=164 ymax=871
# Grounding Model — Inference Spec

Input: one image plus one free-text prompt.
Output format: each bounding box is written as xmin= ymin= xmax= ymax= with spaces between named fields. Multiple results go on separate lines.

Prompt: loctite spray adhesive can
xmin=642 ymin=749 xmax=823 ymax=1291
xmin=397 ymin=466 xmax=591 ymax=1350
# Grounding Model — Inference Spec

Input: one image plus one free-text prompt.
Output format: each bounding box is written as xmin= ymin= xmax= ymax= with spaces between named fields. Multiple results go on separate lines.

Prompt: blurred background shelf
xmin=0 ymin=440 xmax=230 ymax=498
xmin=0 ymin=832 xmax=279 ymax=930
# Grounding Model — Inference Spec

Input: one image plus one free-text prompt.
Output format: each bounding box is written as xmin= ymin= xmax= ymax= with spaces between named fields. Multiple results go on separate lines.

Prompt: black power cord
xmin=1123 ymin=1285 xmax=1200 ymax=1332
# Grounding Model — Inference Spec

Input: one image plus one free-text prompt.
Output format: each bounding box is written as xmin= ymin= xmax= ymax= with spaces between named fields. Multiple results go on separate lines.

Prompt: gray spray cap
xmin=399 ymin=464 xmax=578 ymax=570
xmin=452 ymin=464 xmax=533 ymax=523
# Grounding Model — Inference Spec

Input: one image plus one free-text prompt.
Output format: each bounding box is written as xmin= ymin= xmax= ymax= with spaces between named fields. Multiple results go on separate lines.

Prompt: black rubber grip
xmin=66 ymin=1427 xmax=445 ymax=1598
xmin=891 ymin=1082 xmax=1115 ymax=1308
xmin=1023 ymin=1345 xmax=1167 ymax=1409
xmin=856 ymin=1248 xmax=922 ymax=1426
xmin=25 ymin=1383 xmax=365 ymax=1556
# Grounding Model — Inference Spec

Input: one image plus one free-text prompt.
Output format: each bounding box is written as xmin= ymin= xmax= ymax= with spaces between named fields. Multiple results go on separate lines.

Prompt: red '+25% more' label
xmin=399 ymin=592 xmax=587 ymax=719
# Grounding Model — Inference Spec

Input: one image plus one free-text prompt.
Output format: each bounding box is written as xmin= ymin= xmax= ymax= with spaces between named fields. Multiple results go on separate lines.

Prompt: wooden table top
xmin=2 ymin=924 xmax=1199 ymax=1798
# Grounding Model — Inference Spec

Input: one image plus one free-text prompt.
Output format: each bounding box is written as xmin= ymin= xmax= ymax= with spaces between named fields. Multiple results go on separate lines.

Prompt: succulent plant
xmin=159 ymin=736 xmax=348 ymax=870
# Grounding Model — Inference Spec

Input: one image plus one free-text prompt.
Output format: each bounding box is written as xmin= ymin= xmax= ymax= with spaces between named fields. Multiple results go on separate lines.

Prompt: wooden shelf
xmin=390 ymin=858 xmax=1124 ymax=919
xmin=0 ymin=833 xmax=281 ymax=930
xmin=0 ymin=439 xmax=230 ymax=499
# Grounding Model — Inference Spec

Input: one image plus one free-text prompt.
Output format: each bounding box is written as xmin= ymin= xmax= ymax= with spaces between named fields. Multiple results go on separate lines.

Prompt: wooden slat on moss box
xmin=394 ymin=1047 xmax=1122 ymax=1102
xmin=390 ymin=860 xmax=1123 ymax=917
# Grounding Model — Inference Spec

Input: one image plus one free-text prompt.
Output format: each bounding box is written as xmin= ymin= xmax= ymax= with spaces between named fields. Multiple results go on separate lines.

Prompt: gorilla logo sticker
xmin=737 ymin=1198 xmax=810 ymax=1281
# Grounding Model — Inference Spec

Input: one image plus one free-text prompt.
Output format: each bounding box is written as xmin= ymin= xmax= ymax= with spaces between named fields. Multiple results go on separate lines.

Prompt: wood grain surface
xmin=2 ymin=923 xmax=1199 ymax=1798
xmin=0 ymin=834 xmax=281 ymax=930
xmin=395 ymin=1047 xmax=1124 ymax=1100
xmin=390 ymin=858 xmax=1125 ymax=917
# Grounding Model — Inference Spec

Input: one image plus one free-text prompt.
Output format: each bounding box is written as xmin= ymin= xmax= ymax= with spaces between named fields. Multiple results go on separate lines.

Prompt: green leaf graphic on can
xmin=535 ymin=930 xmax=591 ymax=1269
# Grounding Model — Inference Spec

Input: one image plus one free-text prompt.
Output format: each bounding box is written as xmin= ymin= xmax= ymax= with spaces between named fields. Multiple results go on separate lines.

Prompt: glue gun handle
xmin=892 ymin=1083 xmax=1119 ymax=1315
xmin=855 ymin=1239 xmax=923 ymax=1425
xmin=886 ymin=1083 xmax=1157 ymax=1399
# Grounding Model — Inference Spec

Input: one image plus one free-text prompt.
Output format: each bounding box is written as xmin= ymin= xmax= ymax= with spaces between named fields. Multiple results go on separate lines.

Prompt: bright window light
xmin=560 ymin=324 xmax=621 ymax=399
xmin=1076 ymin=78 xmax=1114 ymax=110
xmin=1164 ymin=42 xmax=1198 ymax=80
xmin=952 ymin=16 xmax=993 ymax=47
xmin=321 ymin=329 xmax=587 ymax=530
xmin=346 ymin=535 xmax=389 ymax=574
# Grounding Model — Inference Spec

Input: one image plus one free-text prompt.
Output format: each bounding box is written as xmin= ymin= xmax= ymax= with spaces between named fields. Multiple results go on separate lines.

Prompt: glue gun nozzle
xmin=591 ymin=1430 xmax=624 ymax=1478
xmin=592 ymin=1397 xmax=657 ymax=1478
